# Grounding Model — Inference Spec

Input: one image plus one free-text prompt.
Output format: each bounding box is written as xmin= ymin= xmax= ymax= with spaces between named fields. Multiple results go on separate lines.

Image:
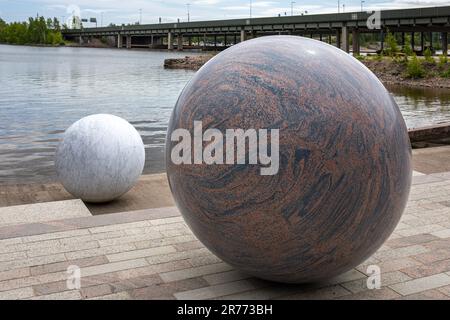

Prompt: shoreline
xmin=164 ymin=54 xmax=450 ymax=90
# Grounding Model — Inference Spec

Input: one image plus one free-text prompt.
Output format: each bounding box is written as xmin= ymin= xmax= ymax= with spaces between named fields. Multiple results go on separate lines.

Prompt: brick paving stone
xmin=30 ymin=255 xmax=109 ymax=276
xmin=132 ymin=277 xmax=209 ymax=300
xmin=0 ymin=287 xmax=34 ymax=300
xmin=30 ymin=290 xmax=81 ymax=300
xmin=114 ymin=260 xmax=192 ymax=280
xmin=174 ymin=279 xmax=267 ymax=300
xmin=88 ymin=291 xmax=132 ymax=300
xmin=0 ymin=253 xmax=67 ymax=272
xmin=401 ymin=259 xmax=450 ymax=278
xmin=160 ymin=263 xmax=233 ymax=283
xmin=204 ymin=270 xmax=251 ymax=286
xmin=134 ymin=234 xmax=197 ymax=250
xmin=277 ymin=285 xmax=352 ymax=300
xmin=395 ymin=225 xmax=446 ymax=237
xmin=81 ymin=259 xmax=149 ymax=277
xmin=400 ymin=289 xmax=450 ymax=300
xmin=431 ymin=229 xmax=450 ymax=239
xmin=0 ymin=267 xmax=30 ymax=282
xmin=357 ymin=257 xmax=422 ymax=275
xmin=412 ymin=248 xmax=450 ymax=264
xmin=145 ymin=248 xmax=211 ymax=265
xmin=33 ymin=281 xmax=69 ymax=296
xmin=26 ymin=240 xmax=99 ymax=258
xmin=386 ymin=234 xmax=440 ymax=249
xmin=23 ymin=229 xmax=90 ymax=243
xmin=338 ymin=287 xmax=401 ymax=300
xmin=64 ymin=243 xmax=137 ymax=260
xmin=390 ymin=273 xmax=450 ymax=295
xmin=373 ymin=245 xmax=429 ymax=261
xmin=106 ymin=246 xmax=176 ymax=262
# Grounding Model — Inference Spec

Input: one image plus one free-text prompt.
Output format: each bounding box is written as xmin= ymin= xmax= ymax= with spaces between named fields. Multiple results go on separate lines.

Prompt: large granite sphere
xmin=166 ymin=36 xmax=412 ymax=283
xmin=56 ymin=114 xmax=145 ymax=203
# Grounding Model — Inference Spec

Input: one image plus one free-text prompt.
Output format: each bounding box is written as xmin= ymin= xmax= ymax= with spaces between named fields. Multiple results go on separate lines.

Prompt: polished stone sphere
xmin=166 ymin=36 xmax=412 ymax=283
xmin=56 ymin=114 xmax=145 ymax=203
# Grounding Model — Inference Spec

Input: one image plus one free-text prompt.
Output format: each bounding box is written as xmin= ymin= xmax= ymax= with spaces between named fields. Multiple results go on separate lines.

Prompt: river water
xmin=1 ymin=44 xmax=449 ymax=184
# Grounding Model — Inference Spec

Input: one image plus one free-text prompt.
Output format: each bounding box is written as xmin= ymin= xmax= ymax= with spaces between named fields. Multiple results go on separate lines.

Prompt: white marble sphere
xmin=55 ymin=114 xmax=145 ymax=203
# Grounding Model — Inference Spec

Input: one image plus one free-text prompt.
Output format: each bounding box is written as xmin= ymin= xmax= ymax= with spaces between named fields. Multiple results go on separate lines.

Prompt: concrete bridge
xmin=62 ymin=6 xmax=450 ymax=55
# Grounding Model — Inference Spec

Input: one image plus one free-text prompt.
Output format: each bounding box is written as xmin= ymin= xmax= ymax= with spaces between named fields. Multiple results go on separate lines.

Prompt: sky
xmin=1 ymin=0 xmax=450 ymax=26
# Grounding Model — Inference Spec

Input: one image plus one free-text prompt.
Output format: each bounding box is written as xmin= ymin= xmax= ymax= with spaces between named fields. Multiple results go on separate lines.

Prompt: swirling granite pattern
xmin=56 ymin=114 xmax=145 ymax=203
xmin=166 ymin=36 xmax=412 ymax=283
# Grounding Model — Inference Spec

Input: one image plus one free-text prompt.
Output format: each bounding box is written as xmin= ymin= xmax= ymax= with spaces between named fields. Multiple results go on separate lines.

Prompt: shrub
xmin=384 ymin=31 xmax=399 ymax=57
xmin=406 ymin=54 xmax=425 ymax=78
xmin=438 ymin=54 xmax=448 ymax=69
xmin=403 ymin=34 xmax=414 ymax=57
xmin=424 ymin=48 xmax=434 ymax=64
xmin=441 ymin=68 xmax=450 ymax=78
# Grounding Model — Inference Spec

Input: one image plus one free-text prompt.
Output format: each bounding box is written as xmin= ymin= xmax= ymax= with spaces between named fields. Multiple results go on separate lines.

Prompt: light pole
xmin=343 ymin=4 xmax=346 ymax=13
xmin=101 ymin=12 xmax=104 ymax=27
xmin=338 ymin=0 xmax=340 ymax=13
xmin=250 ymin=0 xmax=252 ymax=18
xmin=187 ymin=3 xmax=190 ymax=22
xmin=291 ymin=2 xmax=296 ymax=16
xmin=361 ymin=0 xmax=365 ymax=12
xmin=139 ymin=9 xmax=142 ymax=24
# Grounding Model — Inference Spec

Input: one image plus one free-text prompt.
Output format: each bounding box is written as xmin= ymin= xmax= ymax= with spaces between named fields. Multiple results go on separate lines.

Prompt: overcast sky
xmin=1 ymin=0 xmax=450 ymax=26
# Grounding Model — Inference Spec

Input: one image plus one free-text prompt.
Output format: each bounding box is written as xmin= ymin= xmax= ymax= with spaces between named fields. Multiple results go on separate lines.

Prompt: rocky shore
xmin=164 ymin=54 xmax=450 ymax=89
xmin=164 ymin=55 xmax=214 ymax=70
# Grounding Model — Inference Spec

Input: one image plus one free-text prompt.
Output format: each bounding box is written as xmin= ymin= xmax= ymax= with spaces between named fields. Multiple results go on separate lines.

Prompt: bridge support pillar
xmin=442 ymin=32 xmax=448 ymax=56
xmin=240 ymin=29 xmax=246 ymax=42
xmin=117 ymin=34 xmax=122 ymax=48
xmin=420 ymin=32 xmax=424 ymax=52
xmin=336 ymin=29 xmax=341 ymax=48
xmin=168 ymin=32 xmax=174 ymax=50
xmin=340 ymin=26 xmax=349 ymax=53
xmin=352 ymin=29 xmax=360 ymax=56
xmin=177 ymin=34 xmax=183 ymax=51
xmin=126 ymin=35 xmax=132 ymax=49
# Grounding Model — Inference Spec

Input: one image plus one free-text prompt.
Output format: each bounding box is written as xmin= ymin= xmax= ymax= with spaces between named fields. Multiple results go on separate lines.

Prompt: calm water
xmin=1 ymin=45 xmax=450 ymax=184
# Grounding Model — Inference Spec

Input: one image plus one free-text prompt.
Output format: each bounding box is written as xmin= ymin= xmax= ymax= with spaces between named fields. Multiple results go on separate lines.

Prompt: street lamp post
xmin=101 ymin=12 xmax=103 ymax=27
xmin=361 ymin=0 xmax=365 ymax=12
xmin=291 ymin=2 xmax=296 ymax=16
xmin=187 ymin=3 xmax=190 ymax=22
xmin=139 ymin=9 xmax=142 ymax=24
xmin=250 ymin=0 xmax=252 ymax=18
xmin=338 ymin=0 xmax=340 ymax=13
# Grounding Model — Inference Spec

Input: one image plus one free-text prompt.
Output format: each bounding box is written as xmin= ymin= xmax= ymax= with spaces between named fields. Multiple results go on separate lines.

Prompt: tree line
xmin=0 ymin=16 xmax=64 ymax=45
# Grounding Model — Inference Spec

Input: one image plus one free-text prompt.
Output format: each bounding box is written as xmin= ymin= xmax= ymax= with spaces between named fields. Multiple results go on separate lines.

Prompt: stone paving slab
xmin=0 ymin=200 xmax=91 ymax=227
xmin=1 ymin=172 xmax=450 ymax=299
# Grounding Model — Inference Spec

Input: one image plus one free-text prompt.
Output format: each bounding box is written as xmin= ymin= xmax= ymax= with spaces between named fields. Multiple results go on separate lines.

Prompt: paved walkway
xmin=1 ymin=171 xmax=450 ymax=299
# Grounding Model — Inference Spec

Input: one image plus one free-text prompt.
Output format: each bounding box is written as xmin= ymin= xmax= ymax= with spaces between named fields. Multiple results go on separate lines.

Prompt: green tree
xmin=424 ymin=47 xmax=434 ymax=64
xmin=0 ymin=16 xmax=65 ymax=46
xmin=403 ymin=34 xmax=414 ymax=56
xmin=385 ymin=31 xmax=399 ymax=57
xmin=406 ymin=54 xmax=425 ymax=78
